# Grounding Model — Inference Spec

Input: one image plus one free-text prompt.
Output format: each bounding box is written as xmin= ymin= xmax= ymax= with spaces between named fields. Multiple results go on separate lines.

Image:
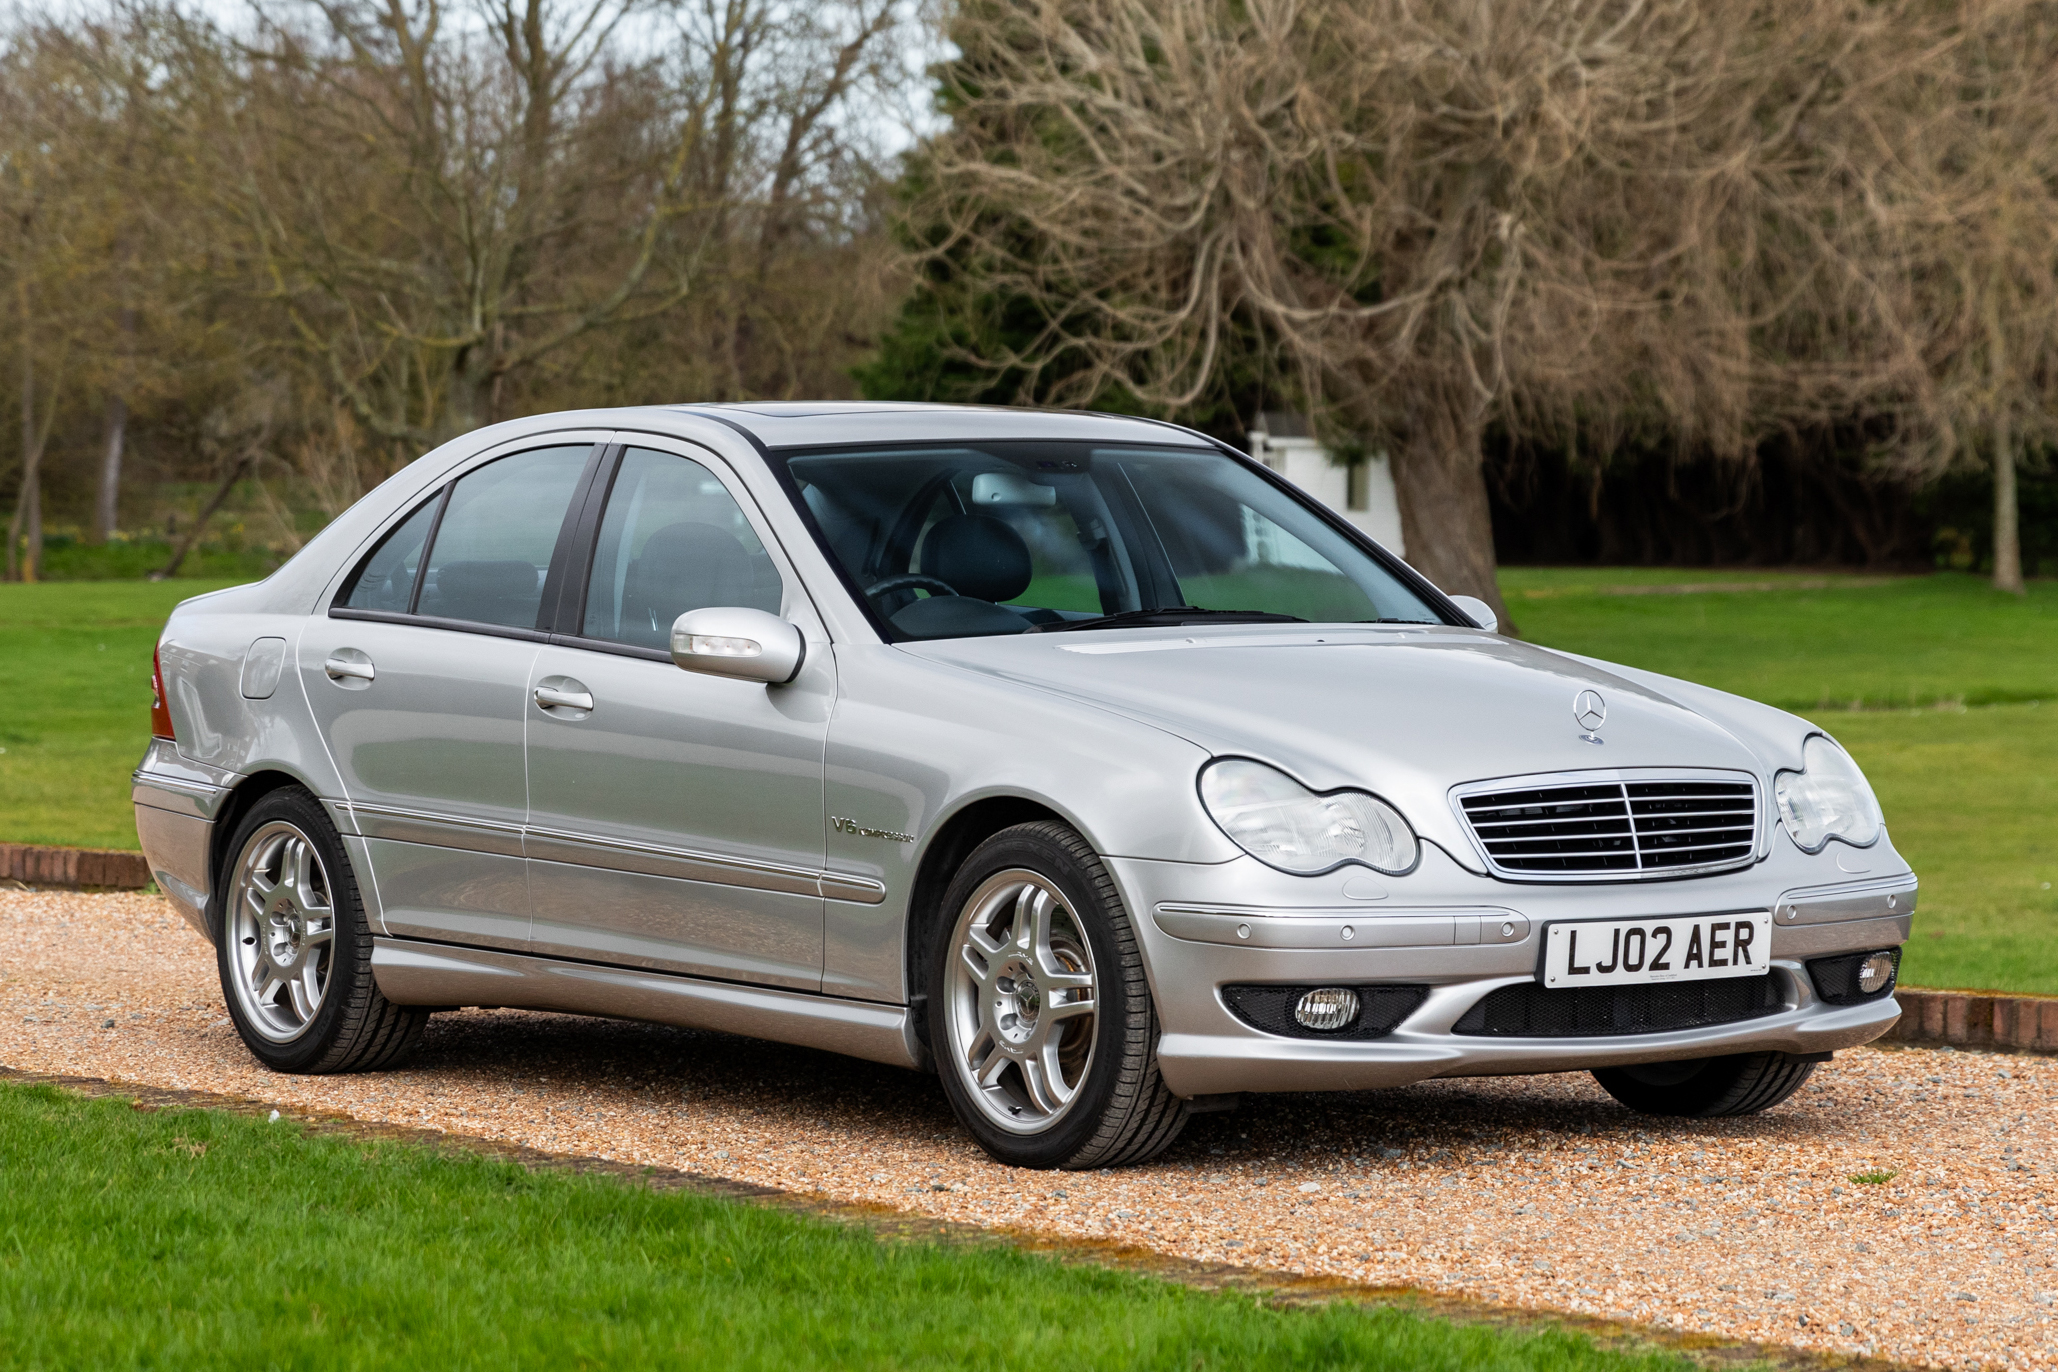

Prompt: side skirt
xmin=371 ymin=937 xmax=923 ymax=1070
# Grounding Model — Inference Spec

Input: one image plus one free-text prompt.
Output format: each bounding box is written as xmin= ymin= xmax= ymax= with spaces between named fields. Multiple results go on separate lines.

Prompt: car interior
xmin=782 ymin=442 xmax=1439 ymax=639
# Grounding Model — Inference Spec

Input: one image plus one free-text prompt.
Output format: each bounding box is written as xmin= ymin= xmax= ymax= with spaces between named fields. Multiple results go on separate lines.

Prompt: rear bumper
xmin=1108 ymin=850 xmax=1913 ymax=1098
xmin=132 ymin=740 xmax=237 ymax=941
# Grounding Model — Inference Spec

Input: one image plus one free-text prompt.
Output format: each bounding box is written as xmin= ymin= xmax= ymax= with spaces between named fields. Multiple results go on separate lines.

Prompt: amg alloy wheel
xmin=216 ymin=788 xmax=428 ymax=1073
xmin=225 ymin=821 xmax=337 ymax=1042
xmin=929 ymin=821 xmax=1187 ymax=1169
xmin=944 ymin=869 xmax=1099 ymax=1132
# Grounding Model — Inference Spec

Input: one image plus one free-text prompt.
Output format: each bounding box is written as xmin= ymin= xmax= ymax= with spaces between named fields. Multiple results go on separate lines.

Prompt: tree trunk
xmin=8 ymin=283 xmax=37 ymax=583
xmin=94 ymin=393 xmax=128 ymax=545
xmin=1992 ymin=415 xmax=2024 ymax=595
xmin=441 ymin=351 xmax=489 ymax=443
xmin=6 ymin=341 xmax=23 ymax=583
xmin=93 ymin=301 xmax=138 ymax=545
xmin=155 ymin=453 xmax=253 ymax=580
xmin=19 ymin=459 xmax=39 ymax=583
xmin=1389 ymin=389 xmax=1514 ymax=633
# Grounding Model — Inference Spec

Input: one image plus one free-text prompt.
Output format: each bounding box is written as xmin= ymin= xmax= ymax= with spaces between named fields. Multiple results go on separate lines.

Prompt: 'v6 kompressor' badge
xmin=1573 ymin=689 xmax=1607 ymax=744
xmin=832 ymin=815 xmax=917 ymax=844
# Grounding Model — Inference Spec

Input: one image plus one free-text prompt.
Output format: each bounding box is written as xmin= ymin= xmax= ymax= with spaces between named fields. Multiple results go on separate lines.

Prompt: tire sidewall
xmin=1594 ymin=1051 xmax=1810 ymax=1117
xmin=216 ymin=788 xmax=367 ymax=1072
xmin=927 ymin=825 xmax=1142 ymax=1169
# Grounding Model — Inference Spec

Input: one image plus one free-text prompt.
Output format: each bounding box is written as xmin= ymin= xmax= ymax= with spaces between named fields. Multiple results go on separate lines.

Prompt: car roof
xmin=663 ymin=402 xmax=1218 ymax=452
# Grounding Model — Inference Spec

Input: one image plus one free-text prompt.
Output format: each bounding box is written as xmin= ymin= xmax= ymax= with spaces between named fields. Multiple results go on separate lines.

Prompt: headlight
xmin=1198 ymin=758 xmax=1418 ymax=875
xmin=1774 ymin=735 xmax=1884 ymax=853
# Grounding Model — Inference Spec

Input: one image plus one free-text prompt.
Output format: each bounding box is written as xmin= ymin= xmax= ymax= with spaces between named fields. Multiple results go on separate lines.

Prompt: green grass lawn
xmin=1498 ymin=568 xmax=2057 ymax=711
xmin=5 ymin=570 xmax=2053 ymax=994
xmin=1823 ymin=704 xmax=2058 ymax=994
xmin=0 ymin=580 xmax=246 ymax=849
xmin=0 ymin=1081 xmax=1684 ymax=1372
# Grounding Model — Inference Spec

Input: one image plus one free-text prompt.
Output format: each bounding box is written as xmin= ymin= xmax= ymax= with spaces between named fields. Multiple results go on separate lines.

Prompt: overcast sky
xmin=40 ymin=0 xmax=943 ymax=155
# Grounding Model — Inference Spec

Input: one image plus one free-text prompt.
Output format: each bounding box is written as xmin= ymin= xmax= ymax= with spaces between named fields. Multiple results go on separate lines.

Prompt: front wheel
xmin=929 ymin=821 xmax=1187 ymax=1169
xmin=1592 ymin=1051 xmax=1818 ymax=1117
xmin=217 ymin=787 xmax=428 ymax=1073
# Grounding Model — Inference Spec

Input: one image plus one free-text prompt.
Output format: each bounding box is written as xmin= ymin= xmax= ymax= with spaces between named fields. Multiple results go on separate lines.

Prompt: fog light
xmin=1857 ymin=952 xmax=1896 ymax=994
xmin=1293 ymin=987 xmax=1360 ymax=1032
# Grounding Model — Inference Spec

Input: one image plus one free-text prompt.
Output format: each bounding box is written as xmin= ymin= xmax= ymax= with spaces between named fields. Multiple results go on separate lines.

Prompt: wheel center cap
xmin=993 ymin=958 xmax=1041 ymax=1043
xmin=268 ymin=906 xmax=304 ymax=964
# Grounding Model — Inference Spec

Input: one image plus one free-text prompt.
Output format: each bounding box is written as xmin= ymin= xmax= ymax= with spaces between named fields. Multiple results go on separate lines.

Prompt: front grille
xmin=1451 ymin=975 xmax=1785 ymax=1037
xmin=1222 ymin=984 xmax=1428 ymax=1040
xmin=1458 ymin=774 xmax=1758 ymax=880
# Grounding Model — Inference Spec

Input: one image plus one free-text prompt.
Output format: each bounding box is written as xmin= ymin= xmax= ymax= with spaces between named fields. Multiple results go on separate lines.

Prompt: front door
xmin=524 ymin=443 xmax=834 ymax=990
xmin=300 ymin=441 xmax=597 ymax=949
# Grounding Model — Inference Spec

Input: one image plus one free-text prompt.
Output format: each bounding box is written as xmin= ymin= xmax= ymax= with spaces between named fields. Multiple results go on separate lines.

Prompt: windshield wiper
xmin=1025 ymin=606 xmax=1308 ymax=634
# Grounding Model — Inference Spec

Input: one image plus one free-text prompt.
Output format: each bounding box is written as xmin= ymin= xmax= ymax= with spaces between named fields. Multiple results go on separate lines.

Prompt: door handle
xmin=323 ymin=650 xmax=375 ymax=686
xmin=534 ymin=679 xmax=594 ymax=714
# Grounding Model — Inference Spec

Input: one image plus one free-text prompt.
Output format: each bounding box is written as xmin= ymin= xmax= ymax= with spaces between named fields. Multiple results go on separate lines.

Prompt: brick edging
xmin=0 ymin=843 xmax=151 ymax=890
xmin=1882 ymin=987 xmax=2058 ymax=1054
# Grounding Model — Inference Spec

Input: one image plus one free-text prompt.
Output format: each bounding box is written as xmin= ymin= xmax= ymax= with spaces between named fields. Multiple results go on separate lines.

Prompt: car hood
xmin=901 ymin=624 xmax=1800 ymax=874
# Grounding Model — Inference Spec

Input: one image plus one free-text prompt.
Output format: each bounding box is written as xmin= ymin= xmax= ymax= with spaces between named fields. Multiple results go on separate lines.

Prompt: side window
xmin=339 ymin=495 xmax=441 ymax=612
xmin=582 ymin=448 xmax=783 ymax=650
xmin=416 ymin=446 xmax=590 ymax=629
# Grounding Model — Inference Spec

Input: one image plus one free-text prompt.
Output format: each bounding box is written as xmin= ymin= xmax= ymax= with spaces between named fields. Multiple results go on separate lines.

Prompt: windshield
xmin=775 ymin=441 xmax=1446 ymax=640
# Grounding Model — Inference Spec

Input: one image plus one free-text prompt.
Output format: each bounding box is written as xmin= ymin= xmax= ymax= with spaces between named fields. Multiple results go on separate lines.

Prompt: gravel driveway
xmin=3 ymin=888 xmax=2052 ymax=1369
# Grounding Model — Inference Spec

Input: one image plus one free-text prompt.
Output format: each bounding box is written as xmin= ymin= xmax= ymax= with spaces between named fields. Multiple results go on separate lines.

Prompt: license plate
xmin=1541 ymin=912 xmax=1773 ymax=988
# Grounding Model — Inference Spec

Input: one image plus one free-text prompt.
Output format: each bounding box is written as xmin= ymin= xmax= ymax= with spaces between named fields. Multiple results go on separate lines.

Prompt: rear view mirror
xmin=670 ymin=607 xmax=805 ymax=684
xmin=970 ymin=471 xmax=1058 ymax=507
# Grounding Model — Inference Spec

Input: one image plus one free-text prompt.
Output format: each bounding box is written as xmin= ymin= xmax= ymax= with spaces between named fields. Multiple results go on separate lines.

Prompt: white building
xmin=1246 ymin=411 xmax=1405 ymax=557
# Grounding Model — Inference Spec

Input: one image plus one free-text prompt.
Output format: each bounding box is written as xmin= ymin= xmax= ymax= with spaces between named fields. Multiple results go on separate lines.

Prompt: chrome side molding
xmin=343 ymin=804 xmax=888 ymax=904
xmin=349 ymin=803 xmax=526 ymax=857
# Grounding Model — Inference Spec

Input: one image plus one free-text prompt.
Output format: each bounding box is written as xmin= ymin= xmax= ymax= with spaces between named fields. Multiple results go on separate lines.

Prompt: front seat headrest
xmin=628 ymin=521 xmax=754 ymax=628
xmin=429 ymin=559 xmax=542 ymax=626
xmin=918 ymin=514 xmax=1032 ymax=604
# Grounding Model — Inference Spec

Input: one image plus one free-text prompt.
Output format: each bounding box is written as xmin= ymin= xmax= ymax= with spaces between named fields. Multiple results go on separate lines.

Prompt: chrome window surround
xmin=1448 ymin=767 xmax=1763 ymax=883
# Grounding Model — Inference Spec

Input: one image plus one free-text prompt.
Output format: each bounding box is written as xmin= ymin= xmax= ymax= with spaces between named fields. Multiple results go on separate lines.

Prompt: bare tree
xmin=154 ymin=383 xmax=285 ymax=579
xmin=177 ymin=0 xmax=903 ymax=446
xmin=910 ymin=0 xmax=1941 ymax=618
xmin=1853 ymin=0 xmax=2058 ymax=593
xmin=1 ymin=32 xmax=92 ymax=581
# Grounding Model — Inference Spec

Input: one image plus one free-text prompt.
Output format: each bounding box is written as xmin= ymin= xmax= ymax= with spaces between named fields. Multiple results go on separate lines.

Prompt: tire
xmin=927 ymin=821 xmax=1187 ymax=1169
xmin=1592 ymin=1051 xmax=1818 ymax=1118
xmin=215 ymin=787 xmax=428 ymax=1073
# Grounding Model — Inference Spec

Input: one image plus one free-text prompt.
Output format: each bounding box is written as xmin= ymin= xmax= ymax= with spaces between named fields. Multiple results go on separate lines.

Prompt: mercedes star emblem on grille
xmin=1574 ymin=689 xmax=1607 ymax=742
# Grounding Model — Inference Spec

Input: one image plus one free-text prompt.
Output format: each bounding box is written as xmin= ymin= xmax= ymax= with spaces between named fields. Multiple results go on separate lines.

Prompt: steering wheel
xmin=864 ymin=574 xmax=959 ymax=602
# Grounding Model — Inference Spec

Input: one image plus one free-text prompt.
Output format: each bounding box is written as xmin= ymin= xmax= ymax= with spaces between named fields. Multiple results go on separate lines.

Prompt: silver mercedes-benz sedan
xmin=133 ymin=404 xmax=1911 ymax=1168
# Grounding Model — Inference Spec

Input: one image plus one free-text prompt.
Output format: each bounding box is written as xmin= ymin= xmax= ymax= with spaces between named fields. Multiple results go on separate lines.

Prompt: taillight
xmin=150 ymin=647 xmax=177 ymax=741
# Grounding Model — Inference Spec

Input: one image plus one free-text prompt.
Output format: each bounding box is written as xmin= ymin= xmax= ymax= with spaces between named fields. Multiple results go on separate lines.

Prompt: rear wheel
xmin=929 ymin=821 xmax=1187 ymax=1169
xmin=217 ymin=788 xmax=428 ymax=1073
xmin=1592 ymin=1051 xmax=1818 ymax=1117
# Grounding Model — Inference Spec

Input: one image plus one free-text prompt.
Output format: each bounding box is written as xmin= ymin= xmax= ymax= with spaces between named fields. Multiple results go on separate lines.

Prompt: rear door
xmin=299 ymin=438 xmax=602 ymax=949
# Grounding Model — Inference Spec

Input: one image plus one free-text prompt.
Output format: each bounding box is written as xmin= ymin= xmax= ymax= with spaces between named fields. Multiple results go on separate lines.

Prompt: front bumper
xmin=1108 ymin=846 xmax=1914 ymax=1098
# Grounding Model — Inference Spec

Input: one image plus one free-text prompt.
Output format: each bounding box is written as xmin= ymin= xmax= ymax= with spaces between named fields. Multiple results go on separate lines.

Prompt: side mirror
xmin=670 ymin=607 xmax=805 ymax=685
xmin=1447 ymin=595 xmax=1498 ymax=633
